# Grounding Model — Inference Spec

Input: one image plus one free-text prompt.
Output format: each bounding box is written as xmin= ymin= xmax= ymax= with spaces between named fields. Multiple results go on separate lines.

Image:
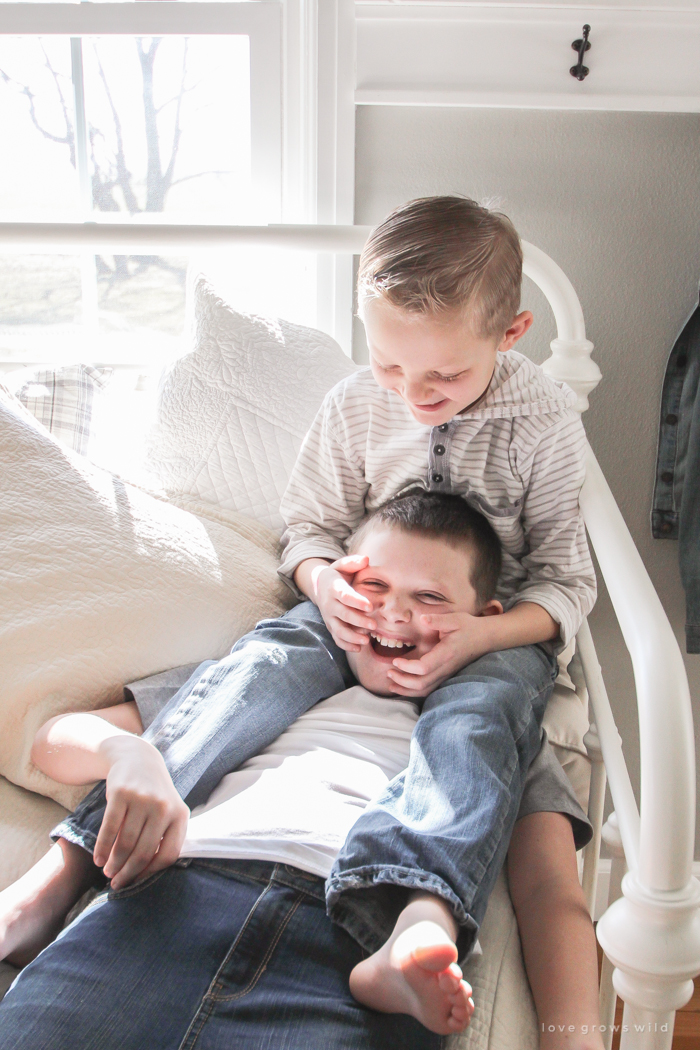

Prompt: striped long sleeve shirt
xmin=279 ymin=351 xmax=596 ymax=646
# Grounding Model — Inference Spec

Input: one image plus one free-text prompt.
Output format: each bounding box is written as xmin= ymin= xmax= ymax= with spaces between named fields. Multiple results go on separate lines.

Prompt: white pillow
xmin=0 ymin=383 xmax=293 ymax=809
xmin=7 ymin=364 xmax=112 ymax=456
xmin=144 ymin=277 xmax=359 ymax=533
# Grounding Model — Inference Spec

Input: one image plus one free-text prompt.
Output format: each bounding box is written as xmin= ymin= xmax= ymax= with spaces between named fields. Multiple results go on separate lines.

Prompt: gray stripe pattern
xmin=279 ymin=351 xmax=596 ymax=646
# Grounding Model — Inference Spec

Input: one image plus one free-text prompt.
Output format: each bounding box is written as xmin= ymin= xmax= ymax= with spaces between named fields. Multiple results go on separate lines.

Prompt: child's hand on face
xmin=313 ymin=555 xmax=377 ymax=652
xmin=93 ymin=738 xmax=190 ymax=890
xmin=387 ymin=611 xmax=494 ymax=697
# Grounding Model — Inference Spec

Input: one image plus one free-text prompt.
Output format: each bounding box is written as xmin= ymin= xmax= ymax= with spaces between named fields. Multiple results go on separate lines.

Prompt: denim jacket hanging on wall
xmin=652 ymin=293 xmax=700 ymax=653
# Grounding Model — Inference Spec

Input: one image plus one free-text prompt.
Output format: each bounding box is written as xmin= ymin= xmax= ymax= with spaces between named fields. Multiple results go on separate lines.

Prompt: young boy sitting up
xmin=0 ymin=493 xmax=602 ymax=1049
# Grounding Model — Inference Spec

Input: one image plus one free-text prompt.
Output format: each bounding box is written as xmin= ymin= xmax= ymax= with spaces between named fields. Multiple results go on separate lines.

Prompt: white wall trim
xmin=356 ymin=1 xmax=700 ymax=112
xmin=356 ymin=1 xmax=700 ymax=10
xmin=356 ymin=91 xmax=700 ymax=112
xmin=356 ymin=4 xmax=700 ymax=24
xmin=0 ymin=2 xmax=281 ymax=35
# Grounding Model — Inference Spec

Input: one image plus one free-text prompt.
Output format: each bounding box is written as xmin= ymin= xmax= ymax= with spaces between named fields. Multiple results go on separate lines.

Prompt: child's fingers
xmin=387 ymin=666 xmax=446 ymax=694
xmin=335 ymin=584 xmax=374 ymax=614
xmin=331 ymin=619 xmax=371 ymax=650
xmin=94 ymin=797 xmax=128 ymax=868
xmin=137 ymin=818 xmax=188 ymax=883
xmin=387 ymin=654 xmax=447 ymax=691
xmin=419 ymin=612 xmax=461 ymax=633
xmin=103 ymin=810 xmax=148 ymax=881
xmin=109 ymin=818 xmax=167 ymax=890
xmin=332 ymin=601 xmax=375 ymax=631
xmin=392 ymin=645 xmax=448 ymax=676
xmin=332 ymin=554 xmax=369 ymax=573
xmin=390 ymin=655 xmax=430 ymax=676
xmin=384 ymin=675 xmax=431 ymax=697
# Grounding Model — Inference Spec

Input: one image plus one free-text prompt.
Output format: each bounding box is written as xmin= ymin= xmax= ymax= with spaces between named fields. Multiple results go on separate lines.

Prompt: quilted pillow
xmin=144 ymin=277 xmax=359 ymax=533
xmin=0 ymin=383 xmax=293 ymax=810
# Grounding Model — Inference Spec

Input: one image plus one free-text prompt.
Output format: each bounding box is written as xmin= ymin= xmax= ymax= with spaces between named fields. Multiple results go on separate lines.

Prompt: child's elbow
xmin=30 ymin=714 xmax=63 ymax=771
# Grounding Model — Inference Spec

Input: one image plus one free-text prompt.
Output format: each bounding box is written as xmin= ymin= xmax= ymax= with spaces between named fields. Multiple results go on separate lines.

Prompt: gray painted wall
xmin=353 ymin=107 xmax=700 ymax=856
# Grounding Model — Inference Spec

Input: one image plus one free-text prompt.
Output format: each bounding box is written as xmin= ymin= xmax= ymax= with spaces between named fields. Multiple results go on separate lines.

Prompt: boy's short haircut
xmin=348 ymin=490 xmax=502 ymax=607
xmin=357 ymin=195 xmax=522 ymax=341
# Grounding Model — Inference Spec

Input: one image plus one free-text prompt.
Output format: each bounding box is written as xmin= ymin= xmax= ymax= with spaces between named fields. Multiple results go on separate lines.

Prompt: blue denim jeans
xmin=54 ymin=602 xmax=557 ymax=956
xmin=652 ymin=292 xmax=700 ymax=653
xmin=0 ymin=860 xmax=439 ymax=1050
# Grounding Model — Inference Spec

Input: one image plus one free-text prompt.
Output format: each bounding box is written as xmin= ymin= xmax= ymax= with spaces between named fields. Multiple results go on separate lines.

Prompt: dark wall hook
xmin=570 ymin=24 xmax=591 ymax=81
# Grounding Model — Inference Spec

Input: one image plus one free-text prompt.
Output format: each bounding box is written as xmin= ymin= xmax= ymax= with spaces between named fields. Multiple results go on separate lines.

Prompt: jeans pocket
xmin=107 ymin=868 xmax=169 ymax=901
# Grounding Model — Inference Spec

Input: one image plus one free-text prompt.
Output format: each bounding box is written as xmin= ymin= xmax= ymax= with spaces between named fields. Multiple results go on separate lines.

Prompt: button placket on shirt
xmin=428 ymin=422 xmax=452 ymax=490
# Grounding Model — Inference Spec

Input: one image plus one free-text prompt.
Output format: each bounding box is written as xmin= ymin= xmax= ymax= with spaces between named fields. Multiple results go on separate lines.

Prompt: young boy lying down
xmin=0 ymin=493 xmax=603 ymax=1049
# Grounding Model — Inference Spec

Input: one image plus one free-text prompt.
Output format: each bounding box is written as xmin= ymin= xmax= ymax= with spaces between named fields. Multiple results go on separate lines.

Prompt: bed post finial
xmin=596 ymin=872 xmax=700 ymax=1049
xmin=541 ymin=336 xmax=601 ymax=414
xmin=521 ymin=241 xmax=602 ymax=413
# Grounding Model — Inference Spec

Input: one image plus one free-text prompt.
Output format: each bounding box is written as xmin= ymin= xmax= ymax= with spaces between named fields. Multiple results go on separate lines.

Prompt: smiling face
xmin=363 ymin=298 xmax=531 ymax=428
xmin=346 ymin=524 xmax=497 ymax=697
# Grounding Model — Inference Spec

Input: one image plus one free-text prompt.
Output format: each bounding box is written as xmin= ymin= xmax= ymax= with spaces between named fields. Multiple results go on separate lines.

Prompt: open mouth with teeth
xmin=370 ymin=633 xmax=417 ymax=659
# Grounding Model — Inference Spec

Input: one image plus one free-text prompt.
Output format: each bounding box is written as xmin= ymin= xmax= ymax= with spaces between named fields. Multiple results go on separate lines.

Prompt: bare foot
xmin=0 ymin=839 xmax=98 ymax=967
xmin=349 ymin=894 xmax=474 ymax=1035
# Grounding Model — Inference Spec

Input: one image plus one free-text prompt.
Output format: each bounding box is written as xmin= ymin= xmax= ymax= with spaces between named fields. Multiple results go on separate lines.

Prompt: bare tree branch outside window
xmin=1 ymin=37 xmax=233 ymax=293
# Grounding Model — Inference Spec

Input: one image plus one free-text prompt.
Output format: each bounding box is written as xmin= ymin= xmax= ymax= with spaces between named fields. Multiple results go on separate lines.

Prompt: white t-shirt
xmin=180 ymin=686 xmax=418 ymax=877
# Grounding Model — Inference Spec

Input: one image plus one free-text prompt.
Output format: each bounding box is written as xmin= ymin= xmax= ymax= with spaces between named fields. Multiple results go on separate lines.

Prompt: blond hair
xmin=357 ymin=196 xmax=522 ymax=340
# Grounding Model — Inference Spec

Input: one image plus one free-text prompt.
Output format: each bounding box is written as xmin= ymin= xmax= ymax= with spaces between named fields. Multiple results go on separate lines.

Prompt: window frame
xmin=0 ymin=0 xmax=357 ymax=352
xmin=0 ymin=2 xmax=283 ymax=217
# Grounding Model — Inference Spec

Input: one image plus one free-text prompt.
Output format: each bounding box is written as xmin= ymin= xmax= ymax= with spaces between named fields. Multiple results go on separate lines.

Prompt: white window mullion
xmin=283 ymin=0 xmax=355 ymax=352
xmin=250 ymin=10 xmax=283 ymax=222
xmin=70 ymin=36 xmax=99 ymax=332
xmin=331 ymin=0 xmax=357 ymax=357
xmin=281 ymin=0 xmax=317 ymax=224
xmin=69 ymin=37 xmax=89 ymax=213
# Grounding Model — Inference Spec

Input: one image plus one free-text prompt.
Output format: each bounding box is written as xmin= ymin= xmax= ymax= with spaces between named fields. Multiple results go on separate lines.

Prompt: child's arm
xmin=280 ymin=383 xmax=375 ymax=648
xmin=31 ymin=705 xmax=189 ymax=889
xmin=389 ymin=415 xmax=594 ymax=697
xmin=507 ymin=811 xmax=604 ymax=1050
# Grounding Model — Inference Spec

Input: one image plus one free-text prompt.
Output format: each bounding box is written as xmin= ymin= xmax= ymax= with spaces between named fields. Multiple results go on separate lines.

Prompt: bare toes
xmin=437 ymin=971 xmax=459 ymax=993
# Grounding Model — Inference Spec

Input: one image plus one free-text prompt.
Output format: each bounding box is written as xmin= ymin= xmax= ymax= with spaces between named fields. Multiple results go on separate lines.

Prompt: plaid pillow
xmin=7 ymin=365 xmax=112 ymax=456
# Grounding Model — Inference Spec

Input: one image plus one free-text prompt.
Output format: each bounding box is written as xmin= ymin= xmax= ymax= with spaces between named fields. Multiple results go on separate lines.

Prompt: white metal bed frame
xmin=1 ymin=219 xmax=699 ymax=1050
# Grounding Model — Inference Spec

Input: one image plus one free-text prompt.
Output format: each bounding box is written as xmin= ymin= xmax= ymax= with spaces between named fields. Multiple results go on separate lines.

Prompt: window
xmin=0 ymin=3 xmax=282 ymax=372
xmin=0 ymin=1 xmax=354 ymax=470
